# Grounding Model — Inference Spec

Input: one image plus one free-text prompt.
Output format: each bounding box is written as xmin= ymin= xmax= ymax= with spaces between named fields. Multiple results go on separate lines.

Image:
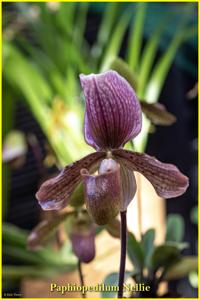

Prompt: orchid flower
xmin=36 ymin=70 xmax=188 ymax=224
xmin=36 ymin=70 xmax=189 ymax=298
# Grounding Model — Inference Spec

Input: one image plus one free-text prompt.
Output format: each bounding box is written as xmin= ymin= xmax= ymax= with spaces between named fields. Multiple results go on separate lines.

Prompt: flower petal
xmin=27 ymin=211 xmax=74 ymax=250
xmin=80 ymin=70 xmax=142 ymax=150
xmin=113 ymin=149 xmax=189 ymax=198
xmin=140 ymin=102 xmax=177 ymax=126
xmin=81 ymin=158 xmax=122 ymax=225
xmin=36 ymin=152 xmax=105 ymax=210
xmin=120 ymin=164 xmax=137 ymax=211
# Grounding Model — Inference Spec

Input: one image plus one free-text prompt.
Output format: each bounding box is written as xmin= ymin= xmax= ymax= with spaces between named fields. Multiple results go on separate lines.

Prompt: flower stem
xmin=137 ymin=174 xmax=142 ymax=239
xmin=118 ymin=211 xmax=127 ymax=298
xmin=78 ymin=260 xmax=86 ymax=298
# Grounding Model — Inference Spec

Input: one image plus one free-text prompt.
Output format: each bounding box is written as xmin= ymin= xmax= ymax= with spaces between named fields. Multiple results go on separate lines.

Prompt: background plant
xmin=102 ymin=214 xmax=197 ymax=298
xmin=2 ymin=2 xmax=197 ymax=297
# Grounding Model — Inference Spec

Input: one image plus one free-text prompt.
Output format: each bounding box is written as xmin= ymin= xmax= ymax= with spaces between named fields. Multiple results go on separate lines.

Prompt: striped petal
xmin=120 ymin=164 xmax=137 ymax=211
xmin=81 ymin=159 xmax=122 ymax=225
xmin=80 ymin=70 xmax=142 ymax=150
xmin=36 ymin=152 xmax=105 ymax=210
xmin=113 ymin=149 xmax=189 ymax=198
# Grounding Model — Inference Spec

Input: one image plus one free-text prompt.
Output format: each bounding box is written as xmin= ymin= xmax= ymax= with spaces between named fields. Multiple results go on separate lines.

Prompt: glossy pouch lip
xmin=81 ymin=159 xmax=122 ymax=225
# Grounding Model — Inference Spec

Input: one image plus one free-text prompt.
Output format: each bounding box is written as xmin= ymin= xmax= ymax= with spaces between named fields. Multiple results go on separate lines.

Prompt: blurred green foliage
xmin=2 ymin=2 xmax=197 ymax=290
xmin=3 ymin=2 xmax=197 ymax=161
xmin=102 ymin=214 xmax=197 ymax=298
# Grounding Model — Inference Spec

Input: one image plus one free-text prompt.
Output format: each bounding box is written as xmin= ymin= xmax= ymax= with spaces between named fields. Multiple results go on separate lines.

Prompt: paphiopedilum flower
xmin=36 ymin=70 xmax=189 ymax=225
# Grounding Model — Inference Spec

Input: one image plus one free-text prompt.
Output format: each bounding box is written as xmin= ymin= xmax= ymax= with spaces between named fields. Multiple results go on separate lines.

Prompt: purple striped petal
xmin=113 ymin=149 xmax=189 ymax=198
xmin=36 ymin=152 xmax=105 ymax=210
xmin=80 ymin=70 xmax=142 ymax=150
xmin=120 ymin=164 xmax=137 ymax=211
xmin=81 ymin=159 xmax=121 ymax=225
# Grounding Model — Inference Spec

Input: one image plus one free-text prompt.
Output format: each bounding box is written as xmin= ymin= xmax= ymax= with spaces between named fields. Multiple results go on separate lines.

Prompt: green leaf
xmin=127 ymin=232 xmax=144 ymax=270
xmin=92 ymin=3 xmax=120 ymax=61
xmin=102 ymin=271 xmax=134 ymax=298
xmin=100 ymin=9 xmax=131 ymax=72
xmin=2 ymin=86 xmax=13 ymax=220
xmin=165 ymin=214 xmax=184 ymax=243
xmin=126 ymin=3 xmax=147 ymax=71
xmin=163 ymin=256 xmax=198 ymax=281
xmin=3 ymin=223 xmax=28 ymax=247
xmin=73 ymin=3 xmax=89 ymax=48
xmin=137 ymin=14 xmax=171 ymax=98
xmin=141 ymin=229 xmax=155 ymax=268
xmin=109 ymin=57 xmax=138 ymax=90
xmin=3 ymin=265 xmax=67 ymax=280
xmin=151 ymin=243 xmax=181 ymax=272
xmin=55 ymin=2 xmax=76 ymax=36
xmin=145 ymin=26 xmax=197 ymax=101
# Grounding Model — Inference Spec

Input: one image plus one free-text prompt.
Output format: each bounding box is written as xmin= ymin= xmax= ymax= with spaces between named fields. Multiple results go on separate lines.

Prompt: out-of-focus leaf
xmin=27 ymin=211 xmax=74 ymax=250
xmin=92 ymin=3 xmax=120 ymax=61
xmin=3 ymin=265 xmax=68 ymax=280
xmin=145 ymin=26 xmax=197 ymax=101
xmin=105 ymin=218 xmax=120 ymax=239
xmin=74 ymin=3 xmax=89 ymax=47
xmin=151 ymin=243 xmax=181 ymax=271
xmin=102 ymin=271 xmax=135 ymax=298
xmin=3 ymin=245 xmax=47 ymax=265
xmin=190 ymin=206 xmax=198 ymax=225
xmin=3 ymin=223 xmax=28 ymax=247
xmin=126 ymin=3 xmax=146 ymax=71
xmin=4 ymin=240 xmax=77 ymax=267
xmin=165 ymin=214 xmax=184 ymax=243
xmin=189 ymin=271 xmax=198 ymax=288
xmin=140 ymin=102 xmax=177 ymax=126
xmin=101 ymin=9 xmax=131 ymax=72
xmin=167 ymin=241 xmax=189 ymax=251
xmin=163 ymin=256 xmax=198 ymax=281
xmin=137 ymin=15 xmax=171 ymax=98
xmin=3 ymin=43 xmax=52 ymax=104
xmin=55 ymin=2 xmax=76 ymax=35
xmin=109 ymin=57 xmax=138 ymax=90
xmin=2 ymin=87 xmax=13 ymax=219
xmin=141 ymin=228 xmax=155 ymax=268
xmin=3 ymin=130 xmax=27 ymax=163
xmin=127 ymin=232 xmax=144 ymax=271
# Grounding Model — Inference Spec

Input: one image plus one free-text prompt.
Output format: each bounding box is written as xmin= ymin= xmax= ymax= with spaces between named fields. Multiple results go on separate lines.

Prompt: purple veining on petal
xmin=113 ymin=149 xmax=189 ymax=199
xmin=36 ymin=152 xmax=106 ymax=211
xmin=120 ymin=164 xmax=137 ymax=211
xmin=80 ymin=70 xmax=142 ymax=150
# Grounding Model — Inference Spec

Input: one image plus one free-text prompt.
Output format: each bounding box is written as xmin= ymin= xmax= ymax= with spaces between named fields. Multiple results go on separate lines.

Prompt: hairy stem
xmin=118 ymin=211 xmax=127 ymax=298
xmin=78 ymin=260 xmax=86 ymax=298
